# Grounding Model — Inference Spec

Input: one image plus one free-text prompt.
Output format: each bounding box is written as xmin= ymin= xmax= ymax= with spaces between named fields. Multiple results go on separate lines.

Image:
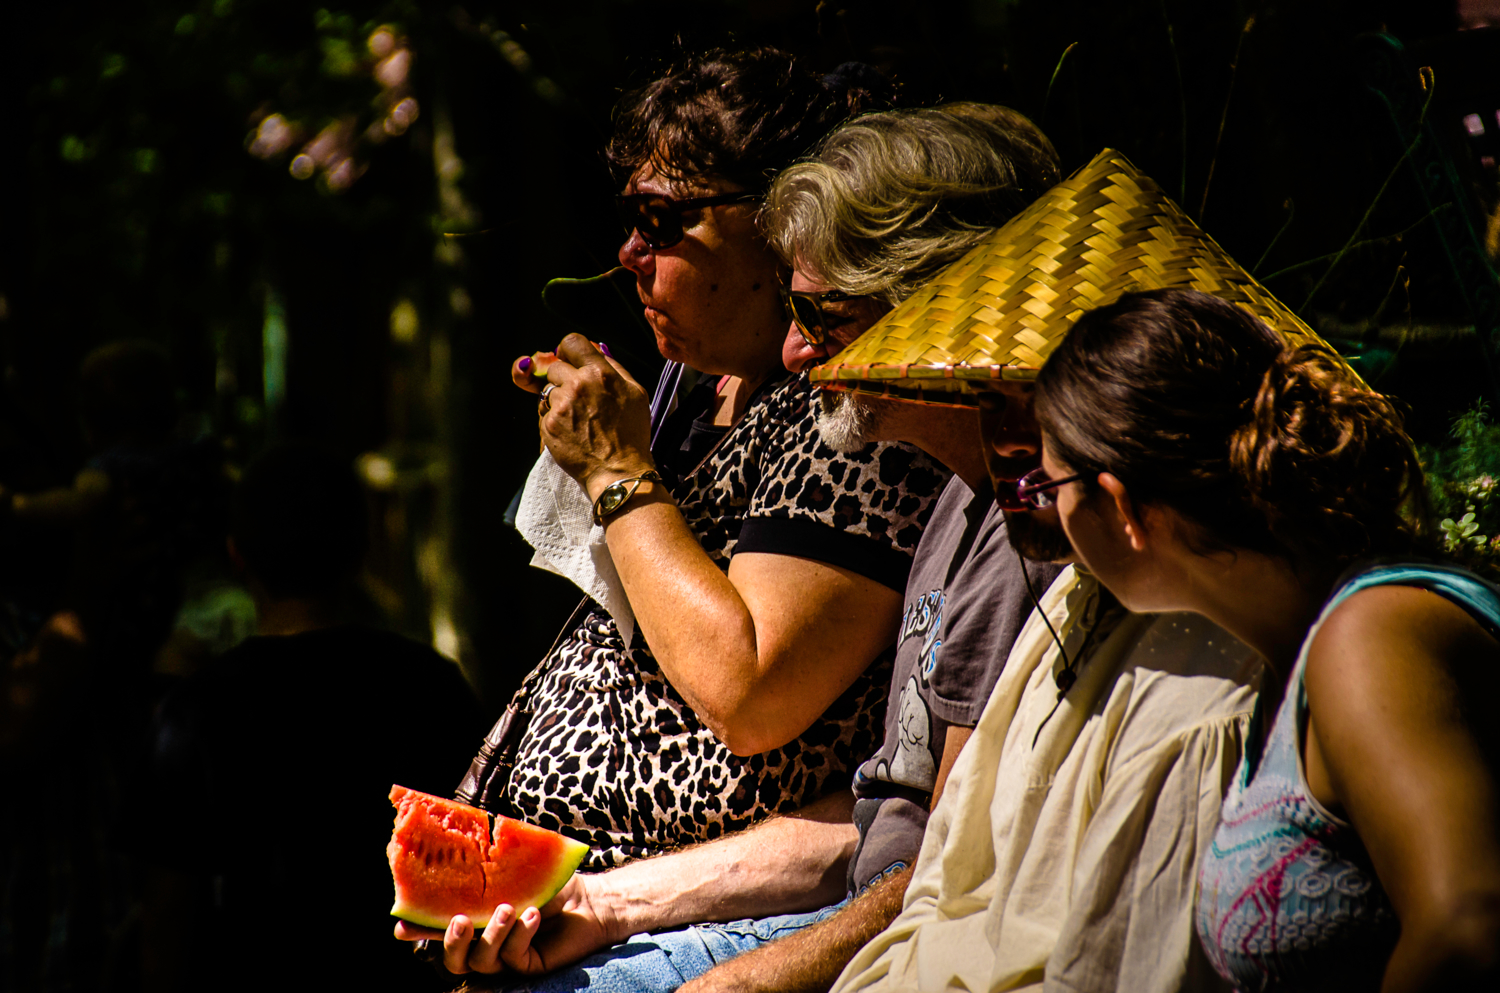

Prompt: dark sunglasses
xmin=777 ymin=282 xmax=877 ymax=348
xmin=1015 ymin=466 xmax=1089 ymax=509
xmin=614 ymin=191 xmax=761 ymax=250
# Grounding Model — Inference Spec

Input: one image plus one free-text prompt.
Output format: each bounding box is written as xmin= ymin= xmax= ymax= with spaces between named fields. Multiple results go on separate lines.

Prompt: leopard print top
xmin=497 ymin=373 xmax=950 ymax=870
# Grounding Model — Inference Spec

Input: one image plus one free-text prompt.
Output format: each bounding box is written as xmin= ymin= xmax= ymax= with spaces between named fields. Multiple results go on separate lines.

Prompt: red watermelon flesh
xmin=387 ymin=785 xmax=589 ymax=929
xmin=528 ymin=352 xmax=559 ymax=378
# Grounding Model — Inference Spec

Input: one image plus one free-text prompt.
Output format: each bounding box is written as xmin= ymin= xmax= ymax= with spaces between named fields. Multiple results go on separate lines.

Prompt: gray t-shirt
xmin=847 ymin=476 xmax=1064 ymax=894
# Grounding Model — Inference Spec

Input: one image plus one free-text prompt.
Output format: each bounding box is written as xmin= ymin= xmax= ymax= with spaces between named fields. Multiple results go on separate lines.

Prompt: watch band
xmin=592 ymin=470 xmax=663 ymax=525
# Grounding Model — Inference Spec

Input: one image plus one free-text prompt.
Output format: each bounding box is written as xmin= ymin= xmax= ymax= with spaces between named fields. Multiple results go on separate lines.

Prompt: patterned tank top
xmin=1195 ymin=562 xmax=1500 ymax=991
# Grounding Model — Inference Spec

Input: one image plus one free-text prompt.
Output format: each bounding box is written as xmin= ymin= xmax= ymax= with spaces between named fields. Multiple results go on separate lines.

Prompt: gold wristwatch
xmin=592 ymin=470 xmax=663 ymax=525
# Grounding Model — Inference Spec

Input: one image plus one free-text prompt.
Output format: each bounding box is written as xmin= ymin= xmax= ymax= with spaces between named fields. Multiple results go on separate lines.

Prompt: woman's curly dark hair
xmin=1034 ymin=288 xmax=1430 ymax=569
xmin=606 ymin=47 xmax=891 ymax=192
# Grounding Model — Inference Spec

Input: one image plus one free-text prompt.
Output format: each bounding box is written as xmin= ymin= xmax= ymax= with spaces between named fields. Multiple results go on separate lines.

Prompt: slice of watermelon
xmin=528 ymin=351 xmax=559 ymax=378
xmin=386 ymin=785 xmax=589 ymax=929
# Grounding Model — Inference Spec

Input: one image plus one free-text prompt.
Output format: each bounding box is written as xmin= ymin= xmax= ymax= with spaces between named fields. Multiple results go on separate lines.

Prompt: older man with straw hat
xmin=798 ymin=149 xmax=1330 ymax=993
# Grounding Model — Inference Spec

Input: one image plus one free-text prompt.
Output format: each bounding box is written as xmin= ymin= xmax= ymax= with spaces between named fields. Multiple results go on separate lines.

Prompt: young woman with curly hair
xmin=1031 ymin=287 xmax=1500 ymax=992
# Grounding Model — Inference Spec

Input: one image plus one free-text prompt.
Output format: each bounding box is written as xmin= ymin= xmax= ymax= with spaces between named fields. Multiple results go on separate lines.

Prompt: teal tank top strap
xmin=1289 ymin=561 xmax=1500 ymax=751
xmin=1263 ymin=562 xmax=1500 ymax=792
xmin=1323 ymin=561 xmax=1500 ymax=639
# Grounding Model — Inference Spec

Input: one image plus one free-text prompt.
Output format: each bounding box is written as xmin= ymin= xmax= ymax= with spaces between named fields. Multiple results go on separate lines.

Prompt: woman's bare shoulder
xmin=1308 ymin=582 xmax=1500 ymax=718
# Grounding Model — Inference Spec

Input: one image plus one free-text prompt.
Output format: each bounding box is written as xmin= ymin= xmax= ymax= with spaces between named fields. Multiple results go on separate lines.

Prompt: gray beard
xmin=816 ymin=390 xmax=889 ymax=453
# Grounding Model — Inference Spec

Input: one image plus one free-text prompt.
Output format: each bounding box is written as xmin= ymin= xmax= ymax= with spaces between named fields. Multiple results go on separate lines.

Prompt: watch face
xmin=599 ymin=485 xmax=628 ymax=516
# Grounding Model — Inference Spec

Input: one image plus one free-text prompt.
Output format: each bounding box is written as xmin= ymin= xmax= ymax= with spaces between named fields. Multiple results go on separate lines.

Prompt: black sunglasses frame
xmin=614 ymin=191 xmax=761 ymax=250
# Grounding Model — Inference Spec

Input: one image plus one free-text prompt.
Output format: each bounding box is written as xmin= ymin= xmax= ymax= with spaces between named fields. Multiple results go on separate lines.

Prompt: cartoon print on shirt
xmin=869 ymin=587 xmax=949 ymax=789
xmin=888 ymin=676 xmax=936 ymax=785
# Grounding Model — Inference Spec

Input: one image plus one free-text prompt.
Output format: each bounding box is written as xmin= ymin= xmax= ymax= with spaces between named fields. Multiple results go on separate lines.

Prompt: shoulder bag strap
xmin=453 ymin=596 xmax=595 ymax=808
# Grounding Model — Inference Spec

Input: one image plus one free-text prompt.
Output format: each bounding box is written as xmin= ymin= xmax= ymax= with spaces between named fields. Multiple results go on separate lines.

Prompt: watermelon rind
xmin=387 ymin=785 xmax=589 ymax=929
xmin=478 ymin=818 xmax=590 ymax=926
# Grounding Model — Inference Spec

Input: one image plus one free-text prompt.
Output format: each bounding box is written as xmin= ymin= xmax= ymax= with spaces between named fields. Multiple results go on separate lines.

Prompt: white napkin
xmin=515 ymin=448 xmax=636 ymax=645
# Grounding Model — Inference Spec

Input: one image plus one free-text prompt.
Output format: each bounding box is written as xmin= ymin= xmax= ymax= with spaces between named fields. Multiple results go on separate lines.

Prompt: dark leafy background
xmin=4 ymin=0 xmax=1496 ymax=705
xmin=6 ymin=2 xmax=1500 ymax=990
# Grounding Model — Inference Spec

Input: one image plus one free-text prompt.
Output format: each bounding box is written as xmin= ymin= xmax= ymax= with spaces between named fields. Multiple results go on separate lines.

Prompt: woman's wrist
xmin=583 ymin=458 xmax=660 ymax=503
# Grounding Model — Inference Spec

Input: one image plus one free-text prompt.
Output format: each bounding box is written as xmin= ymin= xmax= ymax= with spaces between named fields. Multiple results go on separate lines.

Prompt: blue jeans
xmin=504 ymin=900 xmax=849 ymax=993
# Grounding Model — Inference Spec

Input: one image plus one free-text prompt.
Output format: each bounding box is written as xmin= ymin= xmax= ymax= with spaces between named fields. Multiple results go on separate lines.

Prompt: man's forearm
xmin=591 ymin=790 xmax=858 ymax=943
xmin=678 ymin=866 xmax=913 ymax=993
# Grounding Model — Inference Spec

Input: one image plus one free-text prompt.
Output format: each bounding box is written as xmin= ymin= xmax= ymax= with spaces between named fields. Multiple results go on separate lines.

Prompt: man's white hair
xmin=763 ymin=104 xmax=1060 ymax=305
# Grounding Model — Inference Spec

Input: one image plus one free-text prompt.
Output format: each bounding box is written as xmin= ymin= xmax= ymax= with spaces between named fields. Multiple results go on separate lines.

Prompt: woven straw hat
xmin=810 ymin=149 xmax=1325 ymax=405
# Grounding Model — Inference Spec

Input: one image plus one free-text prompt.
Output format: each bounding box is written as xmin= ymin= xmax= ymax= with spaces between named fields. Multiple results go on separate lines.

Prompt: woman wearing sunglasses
xmin=470 ymin=50 xmax=947 ymax=878
xmin=1031 ymin=288 xmax=1500 ymax=992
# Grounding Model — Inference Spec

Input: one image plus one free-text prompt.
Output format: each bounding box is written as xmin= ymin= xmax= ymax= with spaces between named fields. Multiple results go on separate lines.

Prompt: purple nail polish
xmin=518 ymin=356 xmax=532 ymax=372
xmin=598 ymin=342 xmax=613 ymax=358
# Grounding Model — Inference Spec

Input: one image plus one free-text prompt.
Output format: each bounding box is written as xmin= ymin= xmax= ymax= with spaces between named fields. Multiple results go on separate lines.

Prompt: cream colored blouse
xmin=832 ymin=567 xmax=1261 ymax=993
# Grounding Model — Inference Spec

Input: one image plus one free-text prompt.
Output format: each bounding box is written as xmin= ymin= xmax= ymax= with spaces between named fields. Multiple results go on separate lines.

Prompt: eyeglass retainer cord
xmin=1020 ymin=554 xmax=1098 ymax=749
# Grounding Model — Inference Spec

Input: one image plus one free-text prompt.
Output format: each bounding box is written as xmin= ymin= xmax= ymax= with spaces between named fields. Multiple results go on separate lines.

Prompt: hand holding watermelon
xmin=513 ymin=351 xmax=560 ymax=393
xmin=393 ymin=873 xmax=616 ymax=977
xmin=395 ymin=903 xmax=543 ymax=976
xmin=386 ymin=786 xmax=587 ymax=930
xmin=511 ymin=341 xmax=612 ymax=394
xmin=526 ymin=334 xmax=653 ymax=492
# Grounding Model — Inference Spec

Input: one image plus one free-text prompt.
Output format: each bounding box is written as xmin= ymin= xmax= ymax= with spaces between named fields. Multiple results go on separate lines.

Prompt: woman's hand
xmin=533 ymin=334 xmax=655 ymax=496
xmin=511 ymin=351 xmax=559 ymax=394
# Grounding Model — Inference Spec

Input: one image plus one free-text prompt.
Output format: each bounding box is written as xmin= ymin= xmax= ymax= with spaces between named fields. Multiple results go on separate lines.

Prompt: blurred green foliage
xmin=1423 ymin=399 xmax=1500 ymax=564
xmin=6 ymin=0 xmax=1482 ymax=453
xmin=7 ymin=8 xmax=1500 ymax=985
xmin=2 ymin=0 xmax=1492 ymax=718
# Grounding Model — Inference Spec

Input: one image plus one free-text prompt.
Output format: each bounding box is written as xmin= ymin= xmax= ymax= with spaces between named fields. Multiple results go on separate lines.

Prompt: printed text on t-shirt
xmin=899 ymin=589 xmax=945 ymax=679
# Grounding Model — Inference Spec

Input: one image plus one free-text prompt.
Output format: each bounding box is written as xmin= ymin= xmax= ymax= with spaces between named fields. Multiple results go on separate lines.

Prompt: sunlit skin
xmin=413 ymin=186 xmax=928 ymax=975
xmin=617 ymin=162 xmax=785 ymax=385
xmin=1039 ymin=437 xmax=1500 ymax=992
xmin=780 ymin=270 xmax=893 ymax=375
xmin=781 ymin=268 xmax=987 ymax=491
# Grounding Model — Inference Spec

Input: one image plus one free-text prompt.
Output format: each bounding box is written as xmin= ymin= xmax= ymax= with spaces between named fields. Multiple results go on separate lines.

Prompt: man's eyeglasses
xmin=615 ymin=191 xmax=761 ymax=250
xmin=778 ymin=282 xmax=877 ymax=348
xmin=1015 ymin=466 xmax=1088 ymax=509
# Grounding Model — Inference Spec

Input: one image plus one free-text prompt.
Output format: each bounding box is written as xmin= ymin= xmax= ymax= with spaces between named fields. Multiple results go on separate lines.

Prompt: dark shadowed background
xmin=3 ymin=0 xmax=1498 ymax=710
xmin=4 ymin=2 xmax=1500 ymax=991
